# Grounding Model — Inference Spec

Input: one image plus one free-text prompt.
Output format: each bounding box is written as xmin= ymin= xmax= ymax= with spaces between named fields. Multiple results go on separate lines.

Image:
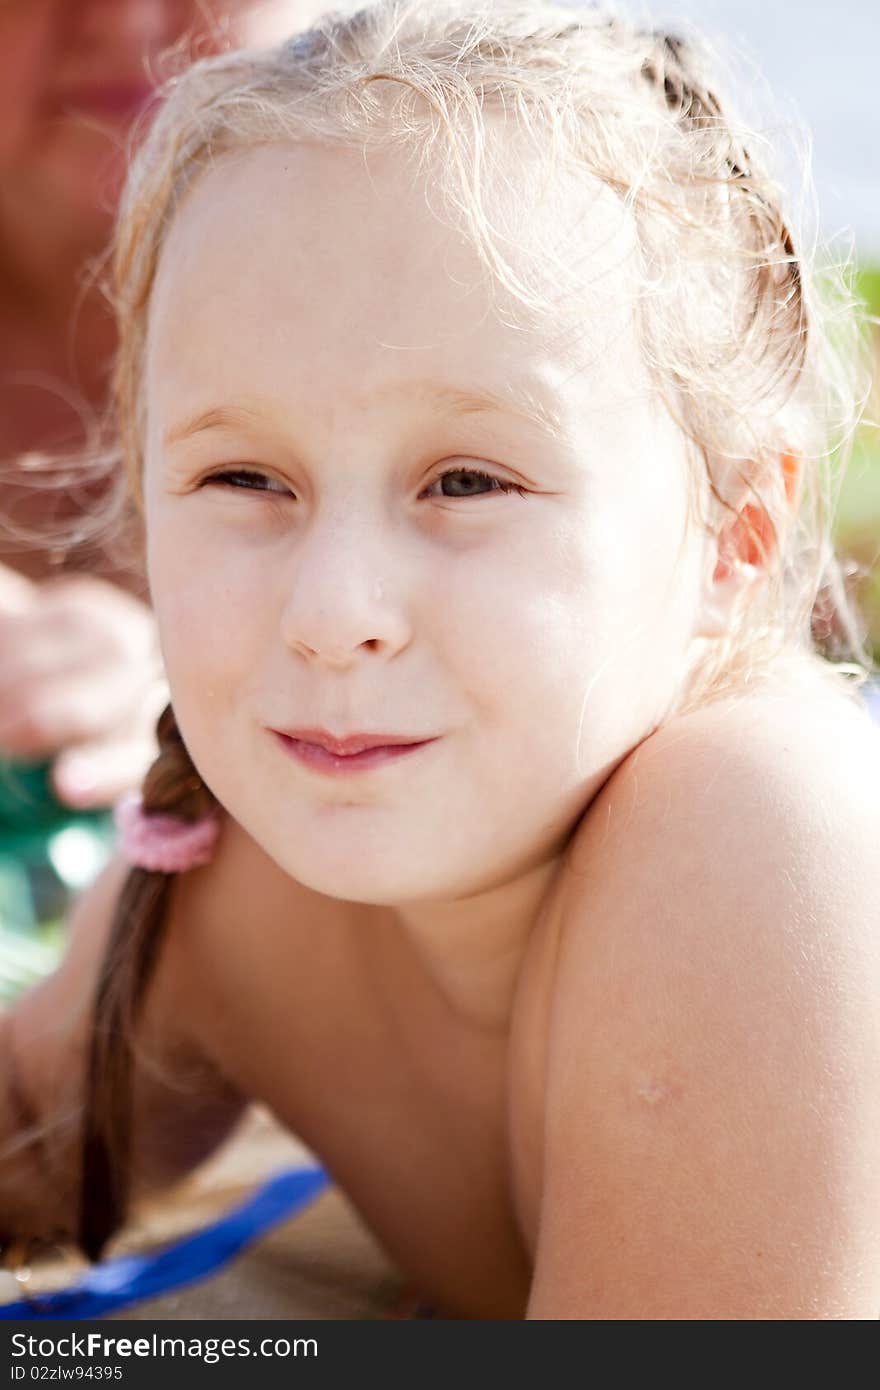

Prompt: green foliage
xmin=837 ymin=263 xmax=880 ymax=658
xmin=855 ymin=264 xmax=880 ymax=319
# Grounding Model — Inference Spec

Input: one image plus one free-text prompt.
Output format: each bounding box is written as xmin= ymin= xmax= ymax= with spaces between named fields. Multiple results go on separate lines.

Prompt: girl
xmin=2 ymin=0 xmax=880 ymax=1319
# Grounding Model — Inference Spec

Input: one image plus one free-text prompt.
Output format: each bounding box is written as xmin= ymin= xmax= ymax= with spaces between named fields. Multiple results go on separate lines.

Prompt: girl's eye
xmin=201 ymin=468 xmax=292 ymax=496
xmin=425 ymin=467 xmax=527 ymax=500
xmin=199 ymin=465 xmax=526 ymax=501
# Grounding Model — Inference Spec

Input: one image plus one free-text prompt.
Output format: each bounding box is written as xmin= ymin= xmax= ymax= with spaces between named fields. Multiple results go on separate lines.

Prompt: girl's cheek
xmin=154 ymin=534 xmax=269 ymax=673
xmin=147 ymin=525 xmax=215 ymax=660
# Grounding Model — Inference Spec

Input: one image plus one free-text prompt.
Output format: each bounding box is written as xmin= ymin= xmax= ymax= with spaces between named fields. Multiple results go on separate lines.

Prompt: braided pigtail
xmin=77 ymin=706 xmax=217 ymax=1262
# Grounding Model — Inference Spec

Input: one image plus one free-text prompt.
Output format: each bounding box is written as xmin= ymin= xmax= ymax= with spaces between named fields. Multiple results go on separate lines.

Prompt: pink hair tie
xmin=114 ymin=793 xmax=220 ymax=873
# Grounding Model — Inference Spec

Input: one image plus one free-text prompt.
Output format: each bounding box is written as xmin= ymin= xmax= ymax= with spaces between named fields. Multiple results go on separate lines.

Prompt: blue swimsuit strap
xmin=0 ymin=1165 xmax=329 ymax=1320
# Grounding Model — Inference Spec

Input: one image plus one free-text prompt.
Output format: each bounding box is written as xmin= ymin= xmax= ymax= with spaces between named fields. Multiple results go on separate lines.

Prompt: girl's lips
xmin=273 ymin=733 xmax=436 ymax=776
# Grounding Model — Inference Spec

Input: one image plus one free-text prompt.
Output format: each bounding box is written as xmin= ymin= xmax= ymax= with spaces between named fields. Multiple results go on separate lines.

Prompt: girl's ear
xmin=694 ymin=452 xmax=801 ymax=640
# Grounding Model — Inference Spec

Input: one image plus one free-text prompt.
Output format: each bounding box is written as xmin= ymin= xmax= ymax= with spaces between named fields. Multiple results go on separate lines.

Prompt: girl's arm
xmin=0 ymin=853 xmax=248 ymax=1249
xmin=529 ymin=695 xmax=880 ymax=1320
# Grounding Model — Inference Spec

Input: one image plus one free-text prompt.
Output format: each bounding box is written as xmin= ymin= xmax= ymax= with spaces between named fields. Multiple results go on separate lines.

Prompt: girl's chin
xmin=285 ymin=864 xmax=408 ymax=907
xmin=259 ymin=834 xmax=440 ymax=907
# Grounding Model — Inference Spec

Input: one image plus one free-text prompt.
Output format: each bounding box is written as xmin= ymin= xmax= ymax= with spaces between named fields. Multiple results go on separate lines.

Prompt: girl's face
xmin=144 ymin=143 xmax=716 ymax=905
xmin=0 ymin=2 xmax=313 ymax=243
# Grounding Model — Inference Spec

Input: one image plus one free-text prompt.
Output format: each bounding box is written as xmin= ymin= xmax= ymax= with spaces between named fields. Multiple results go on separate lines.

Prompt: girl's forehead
xmin=147 ymin=141 xmax=650 ymax=419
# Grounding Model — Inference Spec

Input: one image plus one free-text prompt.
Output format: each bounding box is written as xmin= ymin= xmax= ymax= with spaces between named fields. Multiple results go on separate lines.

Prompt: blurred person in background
xmin=0 ymin=0 xmax=320 ymax=812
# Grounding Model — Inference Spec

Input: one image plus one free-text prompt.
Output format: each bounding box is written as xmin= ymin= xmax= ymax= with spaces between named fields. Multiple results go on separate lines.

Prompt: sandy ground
xmin=1 ymin=1106 xmax=404 ymax=1320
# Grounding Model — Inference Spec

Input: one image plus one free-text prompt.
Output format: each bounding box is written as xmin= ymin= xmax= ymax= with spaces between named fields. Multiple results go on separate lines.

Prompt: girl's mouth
xmin=273 ymin=732 xmax=437 ymax=776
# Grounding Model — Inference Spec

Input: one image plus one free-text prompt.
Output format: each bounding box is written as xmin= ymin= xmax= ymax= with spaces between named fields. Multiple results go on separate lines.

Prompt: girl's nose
xmin=279 ymin=525 xmax=413 ymax=669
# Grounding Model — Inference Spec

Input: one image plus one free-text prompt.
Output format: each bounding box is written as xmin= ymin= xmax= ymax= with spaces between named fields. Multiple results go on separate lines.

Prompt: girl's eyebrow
xmin=164 ymin=405 xmax=263 ymax=449
xmin=163 ymin=377 xmax=568 ymax=448
xmin=373 ymin=376 xmax=569 ymax=440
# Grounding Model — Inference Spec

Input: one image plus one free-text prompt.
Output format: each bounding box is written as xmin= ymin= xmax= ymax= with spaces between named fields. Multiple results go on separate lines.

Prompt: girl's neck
xmin=389 ymin=850 xmax=566 ymax=1035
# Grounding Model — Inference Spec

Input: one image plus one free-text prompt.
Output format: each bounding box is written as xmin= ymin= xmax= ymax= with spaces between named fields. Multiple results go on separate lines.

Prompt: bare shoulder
xmin=529 ymin=671 xmax=880 ymax=1318
xmin=160 ymin=813 xmax=358 ymax=1092
xmin=156 ymin=814 xmax=302 ymax=1055
xmin=564 ymin=666 xmax=880 ymax=926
